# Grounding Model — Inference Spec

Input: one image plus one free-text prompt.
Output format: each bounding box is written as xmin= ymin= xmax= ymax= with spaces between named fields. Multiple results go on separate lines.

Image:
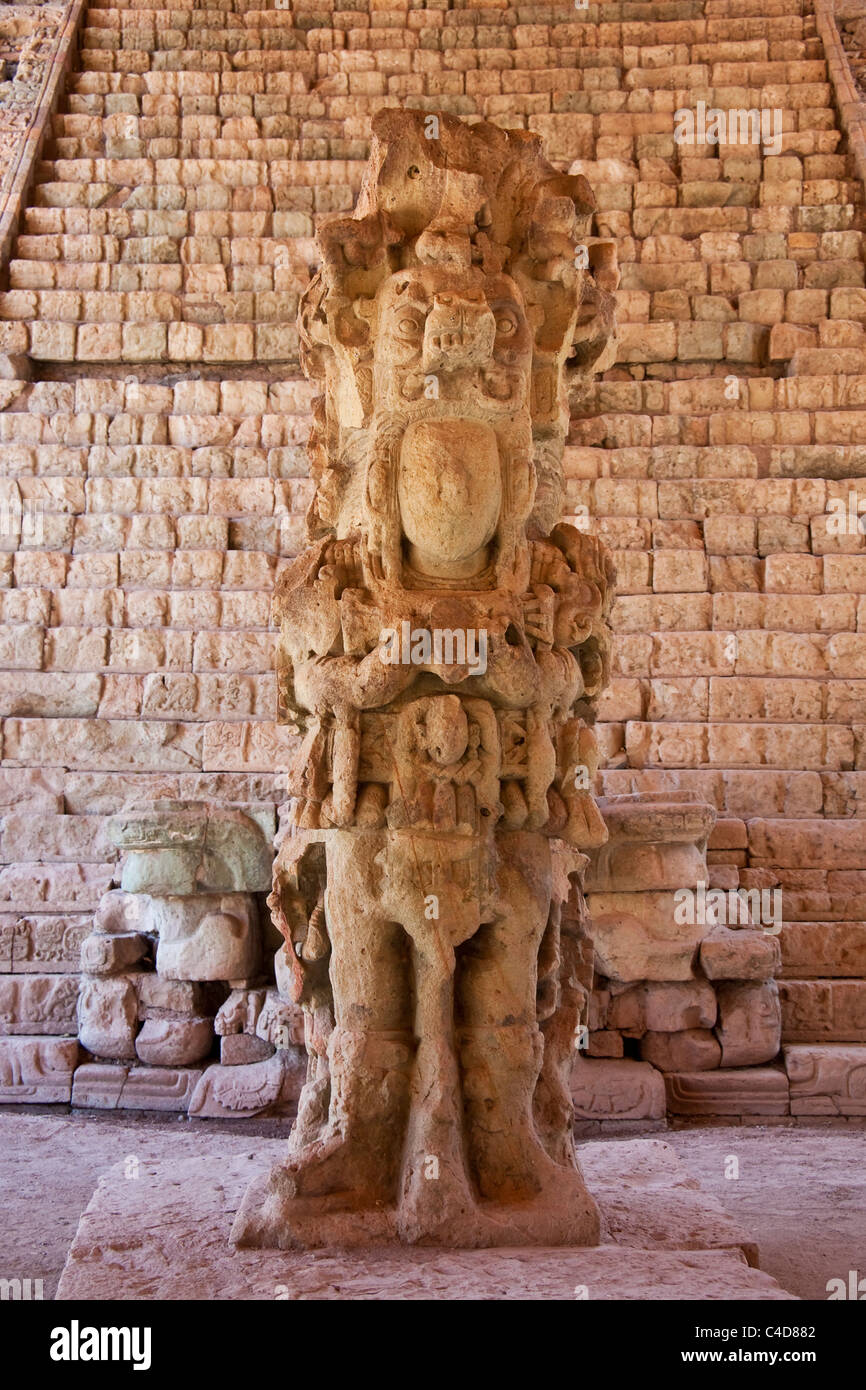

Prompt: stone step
xmin=569 ymin=442 xmax=866 ymax=479
xmin=780 ymin=980 xmax=866 ymax=1043
xmin=581 ymin=370 xmax=866 ymax=412
xmin=601 ymin=676 xmax=866 ymax=723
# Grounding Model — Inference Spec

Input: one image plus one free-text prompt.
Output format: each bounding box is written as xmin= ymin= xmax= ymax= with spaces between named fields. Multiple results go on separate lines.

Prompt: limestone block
xmin=0 ymin=974 xmax=79 ymax=1034
xmin=71 ymin=1061 xmax=128 ymax=1110
xmin=699 ymin=927 xmax=781 ymax=981
xmin=117 ymin=1066 xmax=203 ymax=1112
xmin=188 ymin=1053 xmax=305 ymax=1118
xmin=586 ymin=1030 xmax=623 ymax=1059
xmin=1 ymin=913 xmax=90 ymax=972
xmin=54 ymin=1151 xmax=796 ymax=1301
xmin=779 ymin=922 xmax=866 ymax=978
xmin=639 ymin=1029 xmax=722 ymax=1072
xmin=221 ymin=1034 xmax=274 ymax=1066
xmin=135 ymin=1017 xmax=214 ymax=1067
xmin=80 ymin=931 xmax=151 ymax=976
xmin=779 ymin=980 xmax=866 ymax=1042
xmin=783 ymin=1044 xmax=866 ymax=1116
xmin=77 ymin=975 xmax=139 ymax=1060
xmin=109 ymin=804 xmax=272 ymax=893
xmin=585 ymin=891 xmax=707 ymax=982
xmin=151 ymin=893 xmax=260 ymax=982
xmin=0 ymin=863 xmax=114 ymax=912
xmin=715 ymin=981 xmax=781 ymax=1066
xmin=665 ymin=1067 xmax=789 ymax=1115
xmin=571 ymin=1056 xmax=666 ymax=1120
xmin=586 ymin=798 xmax=715 ymax=893
xmin=609 ymin=981 xmax=718 ymax=1033
xmin=0 ymin=1037 xmax=79 ymax=1103
xmin=136 ymin=975 xmax=213 ymax=1018
xmin=254 ymin=987 xmax=304 ymax=1050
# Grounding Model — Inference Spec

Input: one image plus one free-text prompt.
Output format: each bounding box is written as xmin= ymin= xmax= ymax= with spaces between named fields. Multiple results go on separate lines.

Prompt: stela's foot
xmin=281 ymin=1129 xmax=396 ymax=1206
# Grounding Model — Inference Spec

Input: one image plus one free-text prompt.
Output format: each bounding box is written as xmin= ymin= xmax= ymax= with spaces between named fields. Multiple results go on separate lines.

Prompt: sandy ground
xmin=0 ymin=1109 xmax=862 ymax=1300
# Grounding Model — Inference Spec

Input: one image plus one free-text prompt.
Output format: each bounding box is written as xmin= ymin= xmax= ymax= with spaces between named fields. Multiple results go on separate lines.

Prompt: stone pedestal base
xmin=56 ymin=1139 xmax=795 ymax=1300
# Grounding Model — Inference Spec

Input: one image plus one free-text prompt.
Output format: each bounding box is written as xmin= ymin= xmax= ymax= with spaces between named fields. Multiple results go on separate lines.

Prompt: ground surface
xmin=0 ymin=1110 xmax=862 ymax=1300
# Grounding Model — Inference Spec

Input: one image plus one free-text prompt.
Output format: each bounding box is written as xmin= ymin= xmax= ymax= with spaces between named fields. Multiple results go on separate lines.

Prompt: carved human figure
xmin=233 ymin=110 xmax=618 ymax=1248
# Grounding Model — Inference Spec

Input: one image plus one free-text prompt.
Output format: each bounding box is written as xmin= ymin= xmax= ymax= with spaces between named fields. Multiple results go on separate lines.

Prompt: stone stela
xmin=232 ymin=108 xmax=621 ymax=1248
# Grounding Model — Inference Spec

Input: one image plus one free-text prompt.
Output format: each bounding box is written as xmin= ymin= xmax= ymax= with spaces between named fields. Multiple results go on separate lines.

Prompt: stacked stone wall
xmin=0 ymin=0 xmax=863 ymax=1123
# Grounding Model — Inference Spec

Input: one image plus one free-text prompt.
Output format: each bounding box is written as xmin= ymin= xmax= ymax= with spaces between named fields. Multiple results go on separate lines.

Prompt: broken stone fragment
xmin=700 ymin=926 xmax=781 ymax=981
xmin=77 ymin=975 xmax=139 ymax=1060
xmin=0 ymin=1037 xmax=79 ymax=1103
xmin=254 ymin=988 xmax=304 ymax=1050
xmin=715 ymin=980 xmax=782 ymax=1066
xmin=608 ymin=980 xmax=718 ymax=1034
xmin=80 ymin=931 xmax=150 ymax=977
xmin=136 ymin=974 xmax=214 ymax=1018
xmin=639 ymin=1029 xmax=722 ymax=1072
xmin=94 ymin=889 xmax=149 ymax=935
xmin=221 ymin=1034 xmax=274 ymax=1066
xmin=214 ymin=987 xmax=267 ymax=1036
xmin=135 ymin=1017 xmax=215 ymax=1067
xmin=188 ymin=1052 xmax=305 ymax=1119
xmin=571 ymin=1056 xmax=666 ymax=1120
xmin=784 ymin=1043 xmax=866 ymax=1116
xmin=108 ymin=803 xmax=273 ymax=894
xmin=151 ymin=893 xmax=260 ymax=982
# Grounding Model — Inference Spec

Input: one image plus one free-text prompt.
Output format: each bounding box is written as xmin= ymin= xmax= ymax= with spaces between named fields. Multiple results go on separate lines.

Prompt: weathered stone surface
xmin=586 ymin=797 xmax=715 ymax=893
xmin=640 ymin=1029 xmax=722 ymax=1073
xmin=572 ymin=1056 xmax=666 ymax=1120
xmin=134 ymin=1017 xmax=214 ymax=1068
xmin=783 ymin=1043 xmax=866 ymax=1115
xmin=0 ymin=913 xmax=89 ymax=972
xmin=716 ymin=981 xmax=782 ymax=1066
xmin=665 ymin=1067 xmax=789 ymax=1116
xmin=57 ymin=1145 xmax=795 ymax=1299
xmin=188 ymin=1053 xmax=304 ymax=1119
xmin=235 ymin=109 xmax=619 ymax=1250
xmin=779 ymin=922 xmax=866 ymax=979
xmin=0 ymin=973 xmax=78 ymax=1034
xmin=80 ymin=931 xmax=150 ymax=977
xmin=152 ymin=893 xmax=260 ymax=983
xmin=584 ymin=890 xmax=707 ymax=983
xmin=609 ymin=981 xmax=718 ymax=1034
xmin=221 ymin=1033 xmax=274 ymax=1067
xmin=700 ymin=928 xmax=781 ymax=982
xmin=135 ymin=975 xmax=207 ymax=1017
xmin=110 ymin=804 xmax=272 ymax=895
xmin=77 ymin=975 xmax=138 ymax=1060
xmin=779 ymin=980 xmax=866 ymax=1042
xmin=0 ymin=1035 xmax=78 ymax=1102
xmin=117 ymin=1066 xmax=203 ymax=1113
xmin=71 ymin=1061 xmax=128 ymax=1110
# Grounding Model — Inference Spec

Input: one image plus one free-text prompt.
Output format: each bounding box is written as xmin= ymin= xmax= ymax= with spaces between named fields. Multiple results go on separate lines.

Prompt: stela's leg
xmin=282 ymin=833 xmax=414 ymax=1205
xmin=456 ymin=833 xmax=587 ymax=1205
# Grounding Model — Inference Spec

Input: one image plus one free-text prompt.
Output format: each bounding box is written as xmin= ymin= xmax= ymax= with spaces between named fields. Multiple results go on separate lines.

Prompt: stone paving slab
xmin=56 ymin=1139 xmax=795 ymax=1300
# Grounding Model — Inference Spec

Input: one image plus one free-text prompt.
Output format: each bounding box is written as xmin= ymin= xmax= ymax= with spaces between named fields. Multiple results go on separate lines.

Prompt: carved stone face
xmin=397 ymin=418 xmax=502 ymax=574
xmin=372 ymin=265 xmax=532 ymax=416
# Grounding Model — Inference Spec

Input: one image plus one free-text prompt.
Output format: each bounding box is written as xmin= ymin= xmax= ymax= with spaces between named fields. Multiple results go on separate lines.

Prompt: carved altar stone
xmin=233 ymin=110 xmax=620 ymax=1249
